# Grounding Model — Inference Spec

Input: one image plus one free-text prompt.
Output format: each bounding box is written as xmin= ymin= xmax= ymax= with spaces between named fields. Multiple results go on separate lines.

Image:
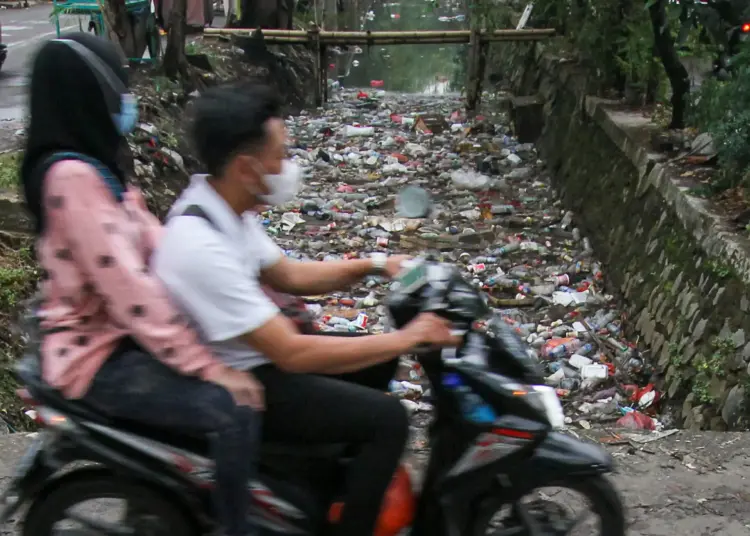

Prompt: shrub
xmin=690 ymin=45 xmax=750 ymax=184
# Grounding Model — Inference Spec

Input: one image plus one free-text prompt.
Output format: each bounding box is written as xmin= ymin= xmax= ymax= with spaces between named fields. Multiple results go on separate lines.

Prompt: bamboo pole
xmin=320 ymin=44 xmax=328 ymax=104
xmin=466 ymin=28 xmax=479 ymax=113
xmin=203 ymin=28 xmax=555 ymax=40
xmin=310 ymin=26 xmax=322 ymax=107
xmin=202 ymin=35 xmax=551 ymax=45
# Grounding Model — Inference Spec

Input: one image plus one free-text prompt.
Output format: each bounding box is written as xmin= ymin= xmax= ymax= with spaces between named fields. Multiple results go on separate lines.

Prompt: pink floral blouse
xmin=37 ymin=160 xmax=225 ymax=398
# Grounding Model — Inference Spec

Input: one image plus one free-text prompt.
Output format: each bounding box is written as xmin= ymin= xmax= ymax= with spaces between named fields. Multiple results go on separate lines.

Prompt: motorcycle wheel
xmin=21 ymin=471 xmax=197 ymax=536
xmin=473 ymin=475 xmax=625 ymax=536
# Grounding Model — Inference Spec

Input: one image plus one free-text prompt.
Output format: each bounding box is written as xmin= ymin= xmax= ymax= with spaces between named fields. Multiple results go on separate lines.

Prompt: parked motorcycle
xmin=0 ymin=257 xmax=626 ymax=536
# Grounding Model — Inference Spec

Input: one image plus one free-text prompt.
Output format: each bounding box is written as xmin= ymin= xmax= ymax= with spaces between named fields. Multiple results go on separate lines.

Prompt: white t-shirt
xmin=153 ymin=175 xmax=283 ymax=370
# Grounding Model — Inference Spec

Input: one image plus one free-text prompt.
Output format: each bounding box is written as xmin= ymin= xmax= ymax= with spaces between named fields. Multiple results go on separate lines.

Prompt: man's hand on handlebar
xmin=401 ymin=313 xmax=462 ymax=349
xmin=383 ymin=255 xmax=412 ymax=278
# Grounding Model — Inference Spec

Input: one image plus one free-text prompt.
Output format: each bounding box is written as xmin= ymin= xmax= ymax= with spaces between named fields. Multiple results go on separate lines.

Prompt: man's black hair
xmin=191 ymin=83 xmax=283 ymax=176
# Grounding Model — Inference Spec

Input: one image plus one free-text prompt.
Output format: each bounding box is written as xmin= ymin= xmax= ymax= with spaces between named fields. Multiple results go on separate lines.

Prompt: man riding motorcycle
xmin=153 ymin=83 xmax=461 ymax=536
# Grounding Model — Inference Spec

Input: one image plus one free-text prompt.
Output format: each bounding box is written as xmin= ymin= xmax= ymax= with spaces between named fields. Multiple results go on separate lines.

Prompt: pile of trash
xmin=262 ymin=89 xmax=663 ymax=431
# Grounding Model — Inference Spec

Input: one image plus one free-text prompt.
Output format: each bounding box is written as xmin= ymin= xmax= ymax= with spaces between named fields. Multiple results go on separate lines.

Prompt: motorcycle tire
xmin=472 ymin=475 xmax=626 ymax=536
xmin=21 ymin=470 xmax=197 ymax=536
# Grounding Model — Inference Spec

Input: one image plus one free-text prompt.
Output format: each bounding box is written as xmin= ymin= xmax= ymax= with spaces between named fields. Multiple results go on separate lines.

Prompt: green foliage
xmin=614 ymin=12 xmax=661 ymax=93
xmin=468 ymin=0 xmax=514 ymax=29
xmin=529 ymin=0 xmax=674 ymax=98
xmin=691 ymin=337 xmax=734 ymax=404
xmin=0 ymin=239 xmax=39 ymax=433
xmin=689 ymin=45 xmax=750 ymax=185
xmin=0 ymin=152 xmax=21 ymax=191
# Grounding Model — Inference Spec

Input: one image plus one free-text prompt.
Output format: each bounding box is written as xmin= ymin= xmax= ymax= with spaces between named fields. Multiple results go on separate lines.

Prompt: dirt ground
xmin=0 ymin=427 xmax=748 ymax=534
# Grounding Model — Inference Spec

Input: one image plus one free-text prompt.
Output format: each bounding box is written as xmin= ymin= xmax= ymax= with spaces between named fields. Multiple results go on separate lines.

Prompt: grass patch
xmin=0 ymin=151 xmax=21 ymax=191
xmin=691 ymin=337 xmax=735 ymax=404
xmin=705 ymin=258 xmax=733 ymax=280
xmin=0 ymin=237 xmax=39 ymax=432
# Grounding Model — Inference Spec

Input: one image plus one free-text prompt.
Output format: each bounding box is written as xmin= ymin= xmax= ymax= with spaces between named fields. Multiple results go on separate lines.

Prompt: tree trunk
xmin=100 ymin=0 xmax=128 ymax=62
xmin=102 ymin=0 xmax=149 ymax=61
xmin=645 ymin=44 xmax=660 ymax=104
xmin=648 ymin=0 xmax=690 ymax=129
xmin=163 ymin=0 xmax=190 ymax=79
xmin=611 ymin=0 xmax=632 ymax=92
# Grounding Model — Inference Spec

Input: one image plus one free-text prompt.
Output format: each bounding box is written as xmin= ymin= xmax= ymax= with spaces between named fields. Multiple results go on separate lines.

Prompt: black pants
xmin=252 ymin=360 xmax=408 ymax=536
xmin=82 ymin=336 xmax=406 ymax=536
xmin=81 ymin=340 xmax=260 ymax=536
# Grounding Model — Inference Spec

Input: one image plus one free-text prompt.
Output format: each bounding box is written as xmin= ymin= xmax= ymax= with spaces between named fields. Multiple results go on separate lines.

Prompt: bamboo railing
xmin=203 ymin=28 xmax=555 ymax=45
xmin=202 ymin=27 xmax=555 ymax=110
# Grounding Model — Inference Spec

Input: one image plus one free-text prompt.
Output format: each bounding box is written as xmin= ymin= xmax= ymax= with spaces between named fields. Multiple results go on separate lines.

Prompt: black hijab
xmin=21 ymin=32 xmax=129 ymax=234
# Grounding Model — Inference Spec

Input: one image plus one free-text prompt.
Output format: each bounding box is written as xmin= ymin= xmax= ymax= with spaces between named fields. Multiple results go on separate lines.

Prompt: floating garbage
xmin=256 ymin=89 xmax=660 ymax=431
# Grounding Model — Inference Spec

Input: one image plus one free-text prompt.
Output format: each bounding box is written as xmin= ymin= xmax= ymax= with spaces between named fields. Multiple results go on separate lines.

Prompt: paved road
xmin=0 ymin=429 xmax=749 ymax=534
xmin=0 ymin=5 xmax=79 ymax=147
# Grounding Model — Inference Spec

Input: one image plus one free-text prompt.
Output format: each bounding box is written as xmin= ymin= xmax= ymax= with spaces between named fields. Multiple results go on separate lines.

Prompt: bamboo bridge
xmin=203 ymin=27 xmax=555 ymax=110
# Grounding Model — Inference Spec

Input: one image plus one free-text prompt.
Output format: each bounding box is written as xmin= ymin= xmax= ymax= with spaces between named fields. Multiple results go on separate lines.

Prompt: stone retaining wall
xmin=503 ymin=42 xmax=750 ymax=430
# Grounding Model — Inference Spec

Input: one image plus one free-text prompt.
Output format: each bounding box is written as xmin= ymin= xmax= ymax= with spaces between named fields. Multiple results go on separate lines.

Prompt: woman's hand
xmin=209 ymin=367 xmax=265 ymax=411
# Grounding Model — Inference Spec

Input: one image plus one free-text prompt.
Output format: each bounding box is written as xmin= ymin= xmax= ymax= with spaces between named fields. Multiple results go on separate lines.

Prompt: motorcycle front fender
xmin=507 ymin=432 xmax=614 ymax=493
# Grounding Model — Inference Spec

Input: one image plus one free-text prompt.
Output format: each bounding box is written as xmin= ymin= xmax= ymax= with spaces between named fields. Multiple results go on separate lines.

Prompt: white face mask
xmin=255 ymin=160 xmax=302 ymax=206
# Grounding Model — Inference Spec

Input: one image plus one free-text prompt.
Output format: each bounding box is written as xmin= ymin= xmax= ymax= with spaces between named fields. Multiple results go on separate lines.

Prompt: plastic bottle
xmin=544 ymin=339 xmax=582 ymax=360
xmin=487 ymin=275 xmax=519 ymax=289
xmin=589 ymin=311 xmax=617 ymax=331
xmin=344 ymin=125 xmax=375 ymax=137
xmin=442 ymin=373 xmax=496 ymax=424
xmin=491 ymin=204 xmax=516 ymax=215
xmin=473 ymin=256 xmax=498 ymax=264
xmin=495 ymin=242 xmax=520 ymax=256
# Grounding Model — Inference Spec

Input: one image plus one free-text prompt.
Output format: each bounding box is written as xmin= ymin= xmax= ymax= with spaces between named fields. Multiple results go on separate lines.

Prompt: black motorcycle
xmin=0 ymin=258 xmax=626 ymax=536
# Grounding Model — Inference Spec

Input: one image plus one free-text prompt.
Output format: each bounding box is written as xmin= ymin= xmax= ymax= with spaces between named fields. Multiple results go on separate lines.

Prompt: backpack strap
xmin=174 ymin=204 xmax=318 ymax=334
xmin=178 ymin=204 xmax=218 ymax=227
xmin=45 ymin=151 xmax=124 ymax=202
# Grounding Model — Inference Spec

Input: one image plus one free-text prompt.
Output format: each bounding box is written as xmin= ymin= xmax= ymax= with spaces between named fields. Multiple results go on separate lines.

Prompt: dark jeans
xmin=84 ymin=335 xmax=405 ymax=536
xmin=252 ymin=354 xmax=408 ymax=536
xmin=81 ymin=339 xmax=260 ymax=536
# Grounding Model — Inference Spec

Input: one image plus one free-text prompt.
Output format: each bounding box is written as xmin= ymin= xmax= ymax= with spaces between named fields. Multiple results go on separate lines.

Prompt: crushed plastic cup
xmin=580 ymin=364 xmax=608 ymax=379
xmin=568 ymin=354 xmax=593 ymax=370
xmin=351 ymin=312 xmax=369 ymax=330
xmin=450 ymin=169 xmax=490 ymax=190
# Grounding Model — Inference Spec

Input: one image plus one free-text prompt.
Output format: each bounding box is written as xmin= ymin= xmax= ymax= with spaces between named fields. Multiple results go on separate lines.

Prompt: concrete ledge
xmin=581 ymin=97 xmax=750 ymax=289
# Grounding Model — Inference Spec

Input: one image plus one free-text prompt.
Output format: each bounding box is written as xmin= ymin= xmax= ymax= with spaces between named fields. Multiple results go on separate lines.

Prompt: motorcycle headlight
xmin=487 ymin=372 xmax=566 ymax=429
xmin=522 ymin=385 xmax=566 ymax=430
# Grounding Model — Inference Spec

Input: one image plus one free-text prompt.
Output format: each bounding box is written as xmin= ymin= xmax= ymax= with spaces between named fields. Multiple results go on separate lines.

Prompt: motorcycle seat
xmin=15 ymin=354 xmax=351 ymax=461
